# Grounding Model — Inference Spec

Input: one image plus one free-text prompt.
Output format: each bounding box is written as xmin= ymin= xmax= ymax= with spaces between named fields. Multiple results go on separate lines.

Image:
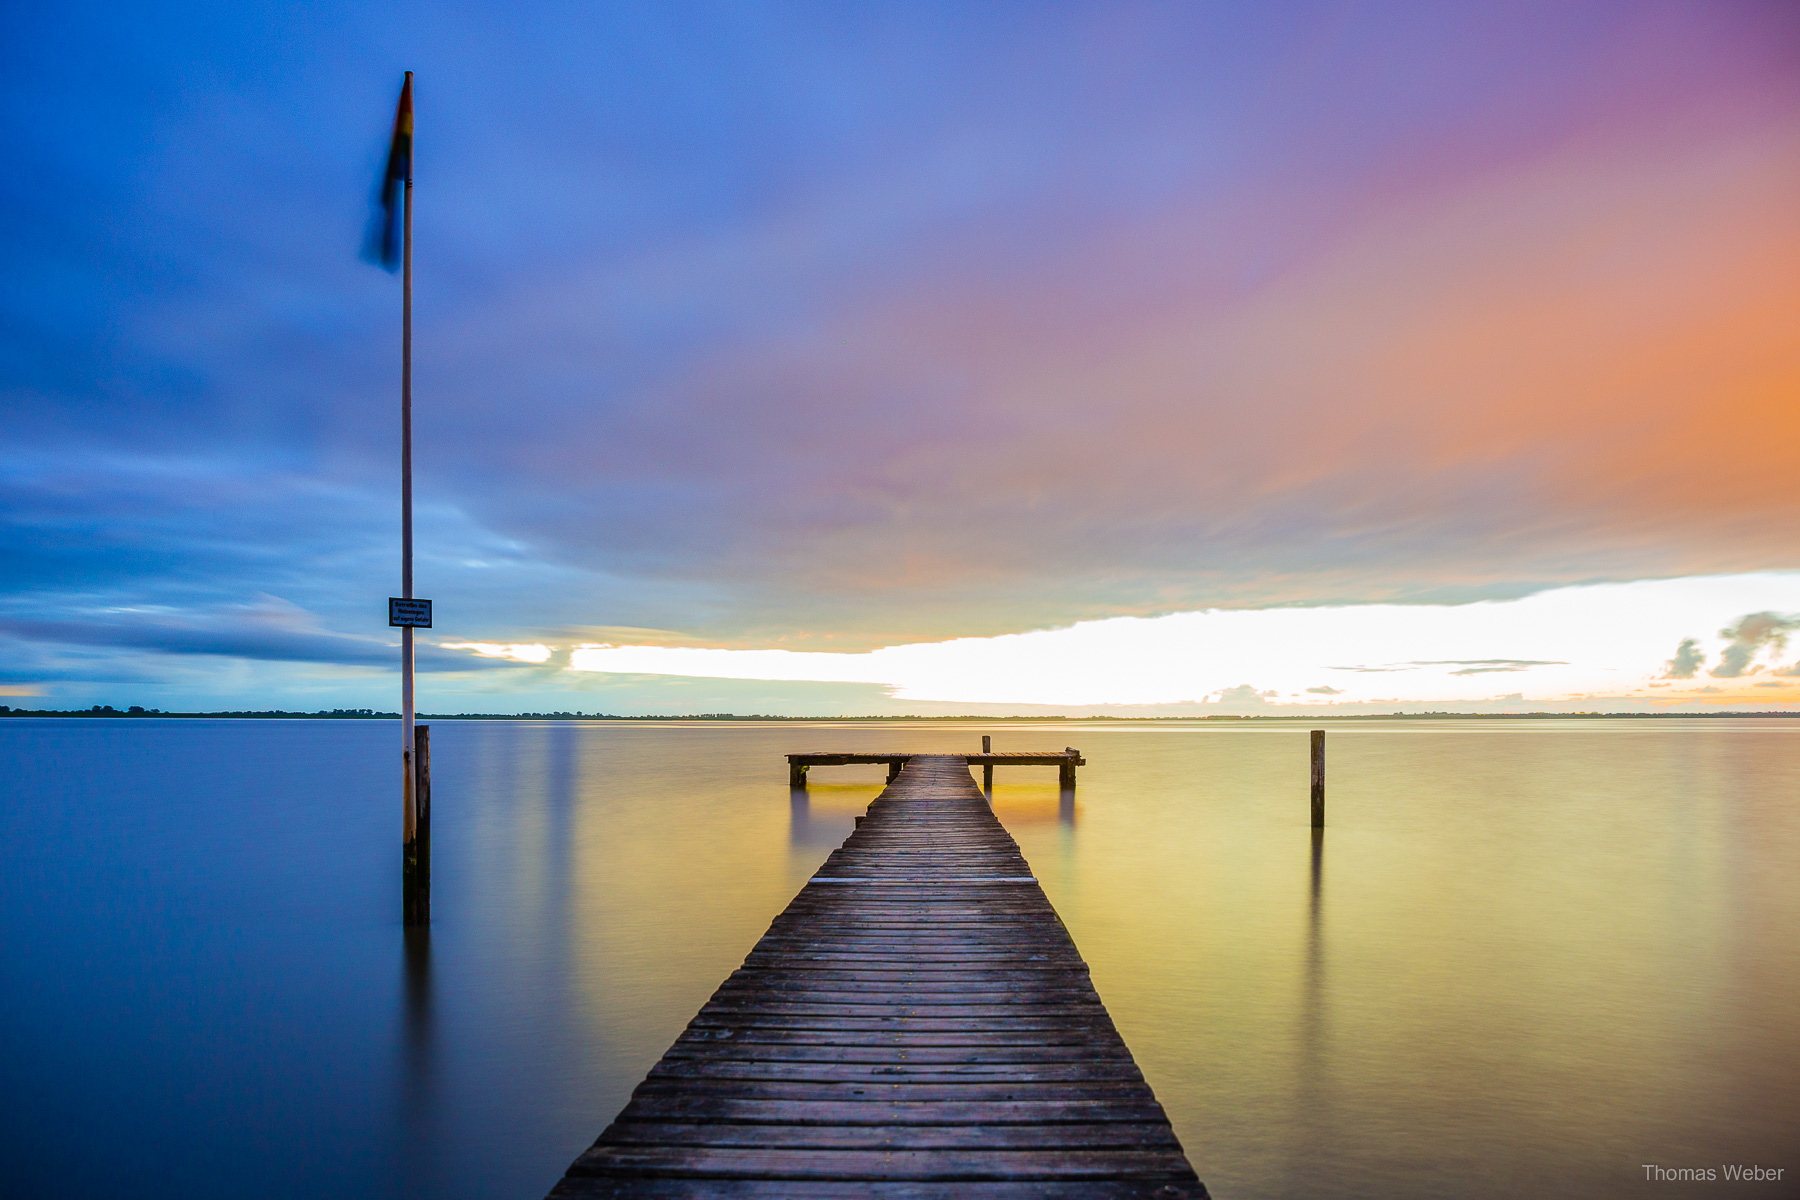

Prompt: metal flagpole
xmin=368 ymin=71 xmax=426 ymax=924
xmin=400 ymin=69 xmax=417 ymax=918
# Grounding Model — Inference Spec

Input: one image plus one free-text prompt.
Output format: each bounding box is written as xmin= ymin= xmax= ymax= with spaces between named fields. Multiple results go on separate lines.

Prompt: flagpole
xmin=400 ymin=69 xmax=418 ymax=920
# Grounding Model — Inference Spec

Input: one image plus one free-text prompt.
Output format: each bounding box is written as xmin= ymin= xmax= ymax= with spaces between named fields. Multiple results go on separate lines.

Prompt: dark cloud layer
xmin=0 ymin=608 xmax=389 ymax=666
xmin=0 ymin=604 xmax=529 ymax=673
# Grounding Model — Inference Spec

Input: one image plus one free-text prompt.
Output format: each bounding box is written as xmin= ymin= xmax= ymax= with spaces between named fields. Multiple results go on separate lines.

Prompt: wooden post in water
xmin=404 ymin=725 xmax=431 ymax=924
xmin=886 ymin=760 xmax=902 ymax=784
xmin=789 ymin=762 xmax=808 ymax=789
xmin=981 ymin=735 xmax=993 ymax=792
xmin=1310 ymin=729 xmax=1325 ymax=828
xmin=1059 ymin=747 xmax=1078 ymax=789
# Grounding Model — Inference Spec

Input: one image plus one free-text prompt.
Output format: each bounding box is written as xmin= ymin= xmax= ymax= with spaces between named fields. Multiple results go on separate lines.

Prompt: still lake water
xmin=2 ymin=717 xmax=1796 ymax=1198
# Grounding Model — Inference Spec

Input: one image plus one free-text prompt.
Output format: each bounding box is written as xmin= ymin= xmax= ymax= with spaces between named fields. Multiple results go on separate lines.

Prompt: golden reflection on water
xmin=452 ymin=719 xmax=1799 ymax=1198
xmin=1010 ymin=720 xmax=1800 ymax=1198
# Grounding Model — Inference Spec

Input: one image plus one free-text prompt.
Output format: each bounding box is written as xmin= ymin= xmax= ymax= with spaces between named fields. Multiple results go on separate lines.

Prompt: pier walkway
xmin=547 ymin=754 xmax=1205 ymax=1198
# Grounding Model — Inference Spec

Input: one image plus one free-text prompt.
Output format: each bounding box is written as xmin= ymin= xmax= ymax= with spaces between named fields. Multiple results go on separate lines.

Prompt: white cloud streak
xmin=442 ymin=642 xmax=553 ymax=664
xmin=568 ymin=573 xmax=1800 ymax=706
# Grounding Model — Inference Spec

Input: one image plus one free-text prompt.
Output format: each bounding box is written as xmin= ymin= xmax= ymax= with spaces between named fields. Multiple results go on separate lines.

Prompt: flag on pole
xmin=362 ymin=75 xmax=413 ymax=271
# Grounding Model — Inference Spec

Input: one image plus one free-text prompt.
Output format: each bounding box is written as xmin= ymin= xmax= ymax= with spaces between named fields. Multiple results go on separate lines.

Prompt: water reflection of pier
xmin=787 ymin=785 xmax=862 ymax=849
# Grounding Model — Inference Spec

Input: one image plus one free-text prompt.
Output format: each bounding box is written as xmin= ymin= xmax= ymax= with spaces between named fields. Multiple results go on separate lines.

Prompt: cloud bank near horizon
xmin=12 ymin=573 xmax=1800 ymax=716
xmin=564 ymin=574 xmax=1800 ymax=709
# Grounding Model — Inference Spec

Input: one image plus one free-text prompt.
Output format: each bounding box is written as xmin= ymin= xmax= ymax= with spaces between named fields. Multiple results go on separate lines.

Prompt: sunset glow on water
xmin=3 ymin=718 xmax=1794 ymax=1197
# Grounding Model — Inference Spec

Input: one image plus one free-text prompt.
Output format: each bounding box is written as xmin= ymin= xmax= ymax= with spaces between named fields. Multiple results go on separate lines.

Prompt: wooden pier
xmin=548 ymin=754 xmax=1205 ymax=1199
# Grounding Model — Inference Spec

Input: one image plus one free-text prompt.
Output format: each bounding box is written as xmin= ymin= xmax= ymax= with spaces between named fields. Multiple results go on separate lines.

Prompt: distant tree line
xmin=3 ymin=706 xmax=1798 ymax=721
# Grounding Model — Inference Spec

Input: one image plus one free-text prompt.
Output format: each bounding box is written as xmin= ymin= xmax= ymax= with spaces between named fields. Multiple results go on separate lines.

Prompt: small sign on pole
xmin=389 ymin=597 xmax=433 ymax=628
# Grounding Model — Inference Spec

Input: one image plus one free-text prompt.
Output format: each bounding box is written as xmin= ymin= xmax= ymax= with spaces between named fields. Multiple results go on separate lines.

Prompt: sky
xmin=2 ymin=0 xmax=1798 ymax=715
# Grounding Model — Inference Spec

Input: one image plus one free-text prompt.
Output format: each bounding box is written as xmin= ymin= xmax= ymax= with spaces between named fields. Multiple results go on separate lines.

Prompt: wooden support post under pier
xmin=549 ymin=754 xmax=1203 ymax=1198
xmin=982 ymin=734 xmax=993 ymax=792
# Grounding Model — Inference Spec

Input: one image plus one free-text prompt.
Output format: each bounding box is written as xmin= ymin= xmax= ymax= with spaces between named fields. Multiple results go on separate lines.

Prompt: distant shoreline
xmin=4 ymin=707 xmax=1798 ymax=721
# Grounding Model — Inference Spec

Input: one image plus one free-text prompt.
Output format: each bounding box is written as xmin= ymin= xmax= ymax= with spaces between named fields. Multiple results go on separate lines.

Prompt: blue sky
xmin=3 ymin=1 xmax=1798 ymax=713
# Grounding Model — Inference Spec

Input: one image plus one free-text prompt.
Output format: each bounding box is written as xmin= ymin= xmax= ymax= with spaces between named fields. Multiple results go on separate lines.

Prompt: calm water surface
xmin=1 ymin=718 xmax=1795 ymax=1197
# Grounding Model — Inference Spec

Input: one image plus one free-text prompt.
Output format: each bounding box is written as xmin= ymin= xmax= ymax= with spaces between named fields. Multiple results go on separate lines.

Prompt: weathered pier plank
xmin=548 ymin=754 xmax=1205 ymax=1199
